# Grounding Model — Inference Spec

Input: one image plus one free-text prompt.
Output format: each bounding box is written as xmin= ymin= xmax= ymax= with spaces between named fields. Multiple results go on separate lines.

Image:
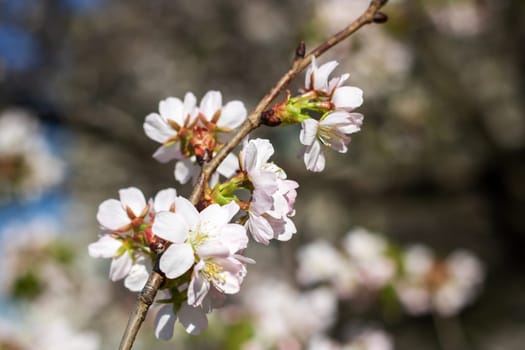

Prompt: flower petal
xmin=331 ymin=86 xmax=364 ymax=110
xmin=174 ymin=159 xmax=196 ymax=185
xmin=183 ymin=92 xmax=198 ymax=124
xmin=154 ymin=304 xmax=177 ymax=340
xmin=154 ymin=188 xmax=177 ymax=213
xmin=200 ymin=90 xmax=222 ymax=121
xmin=187 ymin=261 xmax=210 ymax=306
xmin=218 ymin=100 xmax=247 ymax=129
xmin=199 ymin=204 xmax=230 ymax=232
xmin=217 ymin=152 xmax=239 ymax=178
xmin=152 ymin=144 xmax=180 ymax=163
xmin=119 ymin=187 xmax=147 ymax=217
xmin=160 ymin=243 xmax=194 ymax=279
xmin=144 ymin=113 xmax=176 ymax=144
xmin=243 ymin=138 xmax=274 ymax=173
xmin=220 ymin=223 xmax=249 ymax=252
xmin=173 ymin=196 xmax=200 ymax=228
xmin=96 ymin=199 xmax=130 ymax=230
xmin=159 ymin=97 xmax=185 ymax=125
xmin=178 ymin=302 xmax=208 ymax=335
xmin=314 ymin=60 xmax=339 ymax=91
xmin=303 ymin=141 xmax=325 ymax=172
xmin=109 ymin=252 xmax=133 ymax=281
xmin=88 ymin=235 xmax=122 ymax=258
xmin=152 ymin=211 xmax=189 ymax=243
xmin=124 ymin=258 xmax=151 ymax=292
xmin=247 ymin=212 xmax=273 ymax=245
xmin=300 ymin=119 xmax=319 ymax=146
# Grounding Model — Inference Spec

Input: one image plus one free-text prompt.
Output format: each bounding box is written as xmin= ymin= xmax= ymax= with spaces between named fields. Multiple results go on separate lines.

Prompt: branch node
xmin=373 ymin=11 xmax=388 ymax=23
xmin=295 ymin=40 xmax=306 ymax=60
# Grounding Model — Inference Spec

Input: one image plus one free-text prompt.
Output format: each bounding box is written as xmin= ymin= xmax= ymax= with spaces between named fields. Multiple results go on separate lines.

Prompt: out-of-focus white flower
xmin=0 ymin=109 xmax=65 ymax=201
xmin=0 ymin=217 xmax=59 ymax=295
xmin=433 ymin=250 xmax=484 ymax=316
xmin=242 ymin=279 xmax=337 ymax=347
xmin=424 ymin=0 xmax=485 ymax=37
xmin=343 ymin=228 xmax=395 ymax=289
xmin=296 ymin=240 xmax=357 ymax=298
xmin=33 ymin=318 xmax=100 ymax=350
xmin=241 ymin=139 xmax=299 ymax=244
xmin=395 ymin=246 xmax=484 ymax=317
xmin=343 ymin=329 xmax=394 ymax=350
xmin=300 ymin=112 xmax=363 ymax=172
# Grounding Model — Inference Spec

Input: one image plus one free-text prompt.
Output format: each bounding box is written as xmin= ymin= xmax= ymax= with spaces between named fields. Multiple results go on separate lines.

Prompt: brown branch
xmin=118 ymin=1 xmax=388 ymax=349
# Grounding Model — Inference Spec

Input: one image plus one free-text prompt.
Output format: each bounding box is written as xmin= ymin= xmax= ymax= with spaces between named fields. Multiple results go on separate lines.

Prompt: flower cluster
xmin=262 ymin=57 xmax=364 ymax=172
xmin=143 ymin=91 xmax=245 ymax=185
xmin=88 ymin=58 xmax=367 ymax=339
xmin=296 ymin=227 xmax=485 ymax=317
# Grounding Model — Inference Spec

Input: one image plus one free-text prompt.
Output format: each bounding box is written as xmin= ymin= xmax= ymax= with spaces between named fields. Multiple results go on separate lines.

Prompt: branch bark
xmin=118 ymin=1 xmax=388 ymax=349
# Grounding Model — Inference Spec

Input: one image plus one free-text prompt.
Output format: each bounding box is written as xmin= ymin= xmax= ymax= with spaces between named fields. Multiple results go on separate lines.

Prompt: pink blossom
xmin=300 ymin=112 xmax=363 ymax=172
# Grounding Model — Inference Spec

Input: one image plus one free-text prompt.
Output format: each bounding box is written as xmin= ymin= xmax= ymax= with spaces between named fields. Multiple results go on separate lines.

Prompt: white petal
xmin=218 ymin=100 xmax=247 ymax=129
xmin=338 ymin=112 xmax=364 ymax=134
xmin=247 ymin=212 xmax=273 ymax=245
xmin=96 ymin=199 xmax=130 ymax=230
xmin=187 ymin=262 xmax=210 ymax=306
xmin=152 ymin=145 xmax=180 ymax=163
xmin=215 ymin=257 xmax=245 ymax=294
xmin=243 ymin=138 xmax=274 ymax=173
xmin=178 ymin=302 xmax=208 ymax=335
xmin=219 ymin=223 xmax=248 ymax=253
xmin=159 ymin=97 xmax=185 ymax=125
xmin=174 ymin=159 xmax=196 ymax=185
xmin=277 ymin=217 xmax=296 ymax=241
xmin=109 ymin=252 xmax=133 ymax=281
xmin=152 ymin=211 xmax=189 ymax=243
xmin=314 ymin=60 xmax=339 ymax=91
xmin=327 ymin=73 xmax=350 ymax=93
xmin=223 ymin=201 xmax=240 ymax=220
xmin=124 ymin=259 xmax=151 ymax=292
xmin=331 ymin=86 xmax=364 ymax=110
xmin=303 ymin=141 xmax=326 ymax=172
xmin=88 ymin=235 xmax=122 ymax=258
xmin=154 ymin=304 xmax=177 ymax=340
xmin=174 ymin=196 xmax=200 ymax=228
xmin=160 ymin=243 xmax=195 ymax=279
xmin=304 ymin=56 xmax=317 ymax=90
xmin=300 ymin=119 xmax=319 ymax=146
xmin=144 ymin=113 xmax=176 ymax=144
xmin=199 ymin=204 xmax=230 ymax=231
xmin=153 ymin=188 xmax=177 ymax=213
xmin=119 ymin=187 xmax=147 ymax=217
xmin=217 ymin=153 xmax=239 ymax=178
xmin=196 ymin=242 xmax=230 ymax=258
xmin=183 ymin=92 xmax=198 ymax=123
xmin=200 ymin=90 xmax=222 ymax=121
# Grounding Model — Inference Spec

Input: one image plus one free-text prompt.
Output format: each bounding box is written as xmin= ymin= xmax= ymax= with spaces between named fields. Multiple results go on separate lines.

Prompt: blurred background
xmin=0 ymin=0 xmax=524 ymax=349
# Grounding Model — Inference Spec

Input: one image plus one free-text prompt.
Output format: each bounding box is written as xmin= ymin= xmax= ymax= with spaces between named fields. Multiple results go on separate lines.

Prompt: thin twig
xmin=118 ymin=1 xmax=388 ymax=349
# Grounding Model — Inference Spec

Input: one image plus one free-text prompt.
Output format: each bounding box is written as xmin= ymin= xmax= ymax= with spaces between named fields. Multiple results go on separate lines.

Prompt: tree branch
xmin=118 ymin=1 xmax=388 ymax=349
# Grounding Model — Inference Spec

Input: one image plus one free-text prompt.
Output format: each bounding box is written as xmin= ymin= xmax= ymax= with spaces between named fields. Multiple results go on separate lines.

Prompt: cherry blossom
xmin=152 ymin=197 xmax=252 ymax=303
xmin=240 ymin=138 xmax=299 ymax=244
xmin=96 ymin=187 xmax=149 ymax=232
xmin=300 ymin=111 xmax=363 ymax=172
